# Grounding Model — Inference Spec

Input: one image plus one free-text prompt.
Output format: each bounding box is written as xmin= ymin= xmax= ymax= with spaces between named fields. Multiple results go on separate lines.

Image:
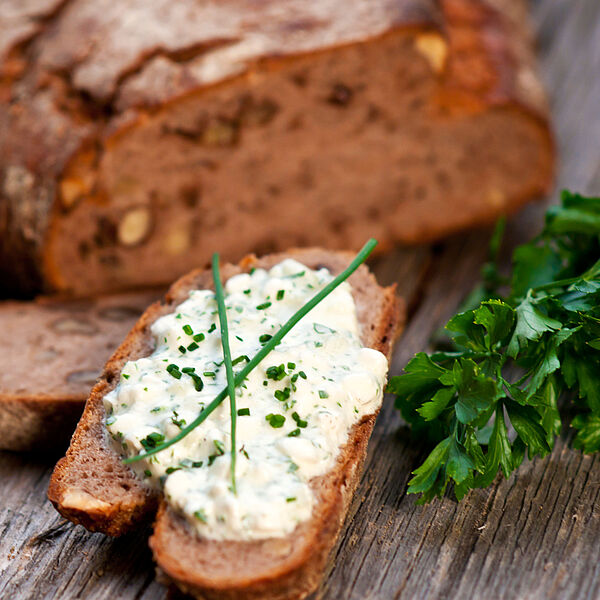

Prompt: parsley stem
xmin=430 ymin=350 xmax=491 ymax=362
xmin=531 ymin=276 xmax=581 ymax=294
xmin=123 ymin=238 xmax=378 ymax=465
xmin=212 ymin=253 xmax=237 ymax=495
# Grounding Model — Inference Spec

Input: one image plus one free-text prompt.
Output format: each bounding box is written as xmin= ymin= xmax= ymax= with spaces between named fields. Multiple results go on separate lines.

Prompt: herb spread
xmin=104 ymin=259 xmax=388 ymax=540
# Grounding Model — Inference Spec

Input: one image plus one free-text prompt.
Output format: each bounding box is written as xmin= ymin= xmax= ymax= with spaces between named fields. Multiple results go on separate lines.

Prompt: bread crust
xmin=48 ymin=248 xmax=402 ymax=598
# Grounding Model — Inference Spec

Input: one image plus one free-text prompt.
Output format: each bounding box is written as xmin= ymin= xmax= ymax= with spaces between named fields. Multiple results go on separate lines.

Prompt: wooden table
xmin=1 ymin=1 xmax=599 ymax=598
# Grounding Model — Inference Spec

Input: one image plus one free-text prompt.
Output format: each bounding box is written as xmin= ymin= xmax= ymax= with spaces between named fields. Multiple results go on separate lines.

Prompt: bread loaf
xmin=1 ymin=0 xmax=553 ymax=296
xmin=48 ymin=248 xmax=402 ymax=598
xmin=0 ymin=291 xmax=160 ymax=450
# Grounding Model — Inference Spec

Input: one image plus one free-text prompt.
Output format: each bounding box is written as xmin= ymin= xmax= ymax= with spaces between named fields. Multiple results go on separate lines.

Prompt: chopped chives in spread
xmin=183 ymin=324 xmax=193 ymax=335
xmin=276 ymin=290 xmax=285 ymax=300
xmin=266 ymin=364 xmax=286 ymax=381
xmin=237 ymin=408 xmax=250 ymax=416
xmin=274 ymin=388 xmax=291 ymax=402
xmin=256 ymin=302 xmax=271 ymax=310
xmin=194 ymin=509 xmax=207 ymax=523
xmin=190 ymin=374 xmax=203 ymax=391
xmin=171 ymin=411 xmax=186 ymax=428
xmin=193 ymin=333 xmax=205 ymax=342
xmin=232 ymin=355 xmax=249 ymax=366
xmin=140 ymin=432 xmax=165 ymax=450
xmin=292 ymin=412 xmax=308 ymax=428
xmin=166 ymin=364 xmax=182 ymax=379
xmin=266 ymin=413 xmax=286 ymax=428
xmin=318 ymin=390 xmax=329 ymax=399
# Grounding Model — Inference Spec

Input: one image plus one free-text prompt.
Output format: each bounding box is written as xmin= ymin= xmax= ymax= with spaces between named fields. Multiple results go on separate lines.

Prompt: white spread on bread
xmin=103 ymin=259 xmax=388 ymax=541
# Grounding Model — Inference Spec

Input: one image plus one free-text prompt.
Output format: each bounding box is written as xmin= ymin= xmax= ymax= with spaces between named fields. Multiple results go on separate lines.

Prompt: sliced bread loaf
xmin=48 ymin=248 xmax=402 ymax=598
xmin=0 ymin=291 xmax=161 ymax=451
xmin=1 ymin=0 xmax=553 ymax=296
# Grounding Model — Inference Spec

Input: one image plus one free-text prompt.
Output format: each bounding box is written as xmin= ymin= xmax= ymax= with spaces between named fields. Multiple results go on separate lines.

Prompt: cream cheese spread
xmin=104 ymin=259 xmax=388 ymax=541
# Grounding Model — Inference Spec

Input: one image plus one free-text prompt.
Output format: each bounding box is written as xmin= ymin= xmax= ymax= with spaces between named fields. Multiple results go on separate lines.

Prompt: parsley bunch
xmin=388 ymin=191 xmax=600 ymax=503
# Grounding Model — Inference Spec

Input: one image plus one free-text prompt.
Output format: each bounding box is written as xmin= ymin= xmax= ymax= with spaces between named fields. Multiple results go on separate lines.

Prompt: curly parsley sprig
xmin=388 ymin=191 xmax=600 ymax=503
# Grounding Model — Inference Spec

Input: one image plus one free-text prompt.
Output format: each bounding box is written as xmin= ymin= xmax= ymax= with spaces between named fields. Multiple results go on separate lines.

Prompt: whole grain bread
xmin=0 ymin=290 xmax=161 ymax=451
xmin=1 ymin=0 xmax=553 ymax=296
xmin=48 ymin=248 xmax=402 ymax=598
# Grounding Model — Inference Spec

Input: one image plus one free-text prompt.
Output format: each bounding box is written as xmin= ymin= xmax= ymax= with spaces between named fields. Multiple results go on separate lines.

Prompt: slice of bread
xmin=48 ymin=248 xmax=402 ymax=598
xmin=0 ymin=291 xmax=161 ymax=451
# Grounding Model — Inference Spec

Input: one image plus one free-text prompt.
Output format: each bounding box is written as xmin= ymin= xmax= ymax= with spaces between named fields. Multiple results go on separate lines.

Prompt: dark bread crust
xmin=1 ymin=0 xmax=553 ymax=296
xmin=48 ymin=248 xmax=402 ymax=597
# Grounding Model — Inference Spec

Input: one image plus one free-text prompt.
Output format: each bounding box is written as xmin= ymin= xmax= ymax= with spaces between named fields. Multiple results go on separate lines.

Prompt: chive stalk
xmin=212 ymin=253 xmax=238 ymax=494
xmin=123 ymin=238 xmax=377 ymax=465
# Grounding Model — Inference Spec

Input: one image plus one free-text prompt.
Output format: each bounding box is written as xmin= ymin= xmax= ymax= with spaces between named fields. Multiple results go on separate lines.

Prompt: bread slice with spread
xmin=48 ymin=248 xmax=402 ymax=598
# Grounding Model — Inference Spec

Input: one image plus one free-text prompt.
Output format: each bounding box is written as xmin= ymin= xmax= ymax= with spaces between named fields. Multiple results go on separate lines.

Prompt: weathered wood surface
xmin=1 ymin=0 xmax=599 ymax=598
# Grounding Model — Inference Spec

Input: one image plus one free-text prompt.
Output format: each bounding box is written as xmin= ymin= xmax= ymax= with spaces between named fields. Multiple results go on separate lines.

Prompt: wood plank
xmin=1 ymin=0 xmax=599 ymax=598
xmin=0 ymin=452 xmax=163 ymax=599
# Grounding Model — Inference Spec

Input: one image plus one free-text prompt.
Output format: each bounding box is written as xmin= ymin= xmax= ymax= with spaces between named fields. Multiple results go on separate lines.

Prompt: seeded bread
xmin=48 ymin=248 xmax=402 ymax=598
xmin=1 ymin=0 xmax=553 ymax=296
xmin=0 ymin=291 xmax=161 ymax=451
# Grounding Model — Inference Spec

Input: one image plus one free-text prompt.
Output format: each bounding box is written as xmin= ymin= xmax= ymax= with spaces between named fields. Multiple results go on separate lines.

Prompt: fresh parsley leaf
xmin=390 ymin=191 xmax=600 ymax=503
xmin=507 ymin=293 xmax=562 ymax=358
xmin=572 ymin=414 xmax=600 ymax=453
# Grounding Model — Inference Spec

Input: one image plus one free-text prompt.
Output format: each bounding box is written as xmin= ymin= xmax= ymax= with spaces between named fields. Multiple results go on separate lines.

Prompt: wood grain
xmin=1 ymin=0 xmax=599 ymax=598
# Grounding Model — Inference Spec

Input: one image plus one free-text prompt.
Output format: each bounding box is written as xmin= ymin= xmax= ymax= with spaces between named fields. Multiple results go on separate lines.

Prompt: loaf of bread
xmin=1 ymin=0 xmax=553 ymax=296
xmin=48 ymin=248 xmax=402 ymax=599
xmin=0 ymin=291 xmax=160 ymax=451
